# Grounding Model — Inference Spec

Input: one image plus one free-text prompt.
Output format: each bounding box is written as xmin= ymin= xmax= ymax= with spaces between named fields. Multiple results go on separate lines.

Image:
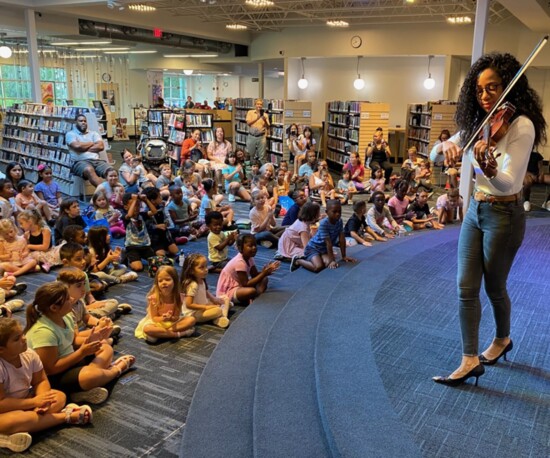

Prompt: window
xmin=0 ymin=65 xmax=68 ymax=108
xmin=163 ymin=75 xmax=187 ymax=107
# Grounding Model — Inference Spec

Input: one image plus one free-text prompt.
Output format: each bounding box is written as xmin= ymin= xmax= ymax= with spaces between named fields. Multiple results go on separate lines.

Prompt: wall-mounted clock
xmin=102 ymin=72 xmax=112 ymax=83
xmin=351 ymin=35 xmax=362 ymax=49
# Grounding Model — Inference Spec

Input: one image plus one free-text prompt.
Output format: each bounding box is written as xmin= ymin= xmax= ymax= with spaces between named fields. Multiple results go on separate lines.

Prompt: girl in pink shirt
xmin=216 ymin=234 xmax=279 ymax=305
xmin=387 ymin=180 xmax=414 ymax=230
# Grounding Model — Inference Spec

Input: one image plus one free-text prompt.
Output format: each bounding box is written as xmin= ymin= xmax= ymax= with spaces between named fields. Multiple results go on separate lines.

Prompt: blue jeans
xmin=457 ymin=199 xmax=525 ymax=356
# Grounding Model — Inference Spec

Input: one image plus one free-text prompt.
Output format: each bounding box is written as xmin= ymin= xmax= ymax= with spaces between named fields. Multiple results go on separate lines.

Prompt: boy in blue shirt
xmin=290 ymin=199 xmax=356 ymax=273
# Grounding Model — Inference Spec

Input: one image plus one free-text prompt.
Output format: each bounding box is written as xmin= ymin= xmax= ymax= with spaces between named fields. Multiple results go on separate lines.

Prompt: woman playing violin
xmin=431 ymin=52 xmax=547 ymax=387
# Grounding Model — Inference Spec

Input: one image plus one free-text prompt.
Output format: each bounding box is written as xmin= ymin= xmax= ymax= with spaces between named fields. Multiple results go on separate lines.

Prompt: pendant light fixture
xmin=0 ymin=34 xmax=12 ymax=59
xmin=353 ymin=56 xmax=365 ymax=90
xmin=423 ymin=55 xmax=435 ymax=90
xmin=183 ymin=69 xmax=194 ymax=75
xmin=297 ymin=57 xmax=308 ymax=89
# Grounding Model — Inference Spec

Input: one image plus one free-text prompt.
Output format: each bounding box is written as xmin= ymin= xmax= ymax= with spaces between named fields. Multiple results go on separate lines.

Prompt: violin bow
xmin=462 ymin=34 xmax=548 ymax=154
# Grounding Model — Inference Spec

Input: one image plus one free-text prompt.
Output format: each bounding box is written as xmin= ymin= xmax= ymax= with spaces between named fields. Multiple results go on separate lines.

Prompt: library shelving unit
xmin=184 ymin=109 xmax=214 ymax=143
xmin=91 ymin=100 xmax=113 ymax=140
xmin=0 ymin=102 xmax=108 ymax=197
xmin=232 ymin=98 xmax=312 ymax=166
xmin=406 ymin=101 xmax=457 ymax=157
xmin=212 ymin=109 xmax=233 ymax=144
xmin=324 ymin=101 xmax=390 ymax=171
xmin=132 ymin=106 xmax=148 ymax=148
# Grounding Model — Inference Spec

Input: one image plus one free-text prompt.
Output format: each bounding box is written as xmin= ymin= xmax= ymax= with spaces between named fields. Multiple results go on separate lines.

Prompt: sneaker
xmin=273 ymin=251 xmax=285 ymax=261
xmin=213 ymin=316 xmax=230 ymax=328
xmin=117 ymin=303 xmax=133 ymax=314
xmin=260 ymin=241 xmax=272 ymax=248
xmin=13 ymin=283 xmax=27 ymax=296
xmin=71 ymin=387 xmax=109 ymax=405
xmin=4 ymin=299 xmax=25 ymax=312
xmin=188 ymin=234 xmax=197 ymax=242
xmin=110 ymin=325 xmax=122 ymax=338
xmin=228 ymin=193 xmax=236 ymax=202
xmin=523 ymin=201 xmax=531 ymax=212
xmin=290 ymin=255 xmax=301 ymax=272
xmin=41 ymin=262 xmax=52 ymax=273
xmin=175 ymin=236 xmax=189 ymax=245
xmin=0 ymin=432 xmax=32 ymax=453
xmin=119 ymin=272 xmax=138 ymax=283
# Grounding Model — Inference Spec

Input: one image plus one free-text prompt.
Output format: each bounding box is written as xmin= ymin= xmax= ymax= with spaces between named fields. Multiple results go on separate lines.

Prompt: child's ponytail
xmin=24 ymin=282 xmax=70 ymax=334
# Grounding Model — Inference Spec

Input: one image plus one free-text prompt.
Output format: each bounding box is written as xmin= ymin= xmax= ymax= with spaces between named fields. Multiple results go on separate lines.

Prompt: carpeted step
xmin=180 ymin=269 xmax=320 ymax=458
xmin=314 ymin=234 xmax=444 ymax=457
xmin=252 ymin=262 xmax=355 ymax=458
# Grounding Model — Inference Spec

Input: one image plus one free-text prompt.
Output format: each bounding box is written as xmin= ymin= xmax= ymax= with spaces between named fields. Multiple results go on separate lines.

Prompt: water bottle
xmin=179 ymin=250 xmax=185 ymax=267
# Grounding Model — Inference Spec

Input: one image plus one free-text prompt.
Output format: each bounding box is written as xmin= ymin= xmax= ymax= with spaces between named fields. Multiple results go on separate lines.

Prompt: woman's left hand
xmin=473 ymin=139 xmax=500 ymax=178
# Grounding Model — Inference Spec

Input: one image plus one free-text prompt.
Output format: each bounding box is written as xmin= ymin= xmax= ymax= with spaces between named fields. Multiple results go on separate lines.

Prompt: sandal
xmin=64 ymin=403 xmax=93 ymax=425
xmin=111 ymin=355 xmax=136 ymax=377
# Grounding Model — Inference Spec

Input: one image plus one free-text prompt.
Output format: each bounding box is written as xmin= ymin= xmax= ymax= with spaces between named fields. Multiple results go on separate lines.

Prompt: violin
xmin=481 ymin=101 xmax=516 ymax=146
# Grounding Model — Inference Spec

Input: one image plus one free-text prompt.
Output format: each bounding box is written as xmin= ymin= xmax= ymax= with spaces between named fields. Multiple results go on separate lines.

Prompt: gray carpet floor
xmin=2 ymin=140 xmax=549 ymax=456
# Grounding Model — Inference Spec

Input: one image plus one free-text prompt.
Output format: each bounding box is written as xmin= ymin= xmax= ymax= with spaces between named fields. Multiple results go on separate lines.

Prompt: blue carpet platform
xmin=181 ymin=219 xmax=550 ymax=458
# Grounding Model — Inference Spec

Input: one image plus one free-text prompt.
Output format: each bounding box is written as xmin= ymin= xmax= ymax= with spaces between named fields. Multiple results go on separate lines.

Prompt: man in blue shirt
xmin=66 ymin=114 xmax=111 ymax=186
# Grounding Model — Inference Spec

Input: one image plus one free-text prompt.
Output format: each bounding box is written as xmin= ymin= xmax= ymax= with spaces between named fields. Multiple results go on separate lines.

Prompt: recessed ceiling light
xmin=226 ymin=24 xmax=248 ymax=30
xmin=245 ymin=0 xmax=274 ymax=6
xmin=326 ymin=20 xmax=349 ymax=27
xmin=50 ymin=41 xmax=112 ymax=46
xmin=163 ymin=54 xmax=218 ymax=58
xmin=104 ymin=50 xmax=157 ymax=54
xmin=76 ymin=47 xmax=130 ymax=51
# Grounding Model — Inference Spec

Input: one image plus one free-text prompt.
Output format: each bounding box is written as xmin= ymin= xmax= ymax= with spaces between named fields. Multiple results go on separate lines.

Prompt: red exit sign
xmin=153 ymin=28 xmax=163 ymax=38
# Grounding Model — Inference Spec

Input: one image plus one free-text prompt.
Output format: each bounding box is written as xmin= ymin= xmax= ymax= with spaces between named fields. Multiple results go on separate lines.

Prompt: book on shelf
xmin=185 ymin=114 xmax=212 ymax=128
xmin=168 ymin=129 xmax=186 ymax=145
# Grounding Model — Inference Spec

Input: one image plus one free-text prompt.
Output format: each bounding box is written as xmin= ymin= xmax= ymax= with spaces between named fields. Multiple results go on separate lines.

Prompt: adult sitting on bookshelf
xmin=181 ymin=129 xmax=208 ymax=176
xmin=366 ymin=127 xmax=393 ymax=183
xmin=246 ymin=98 xmax=270 ymax=164
xmin=66 ymin=114 xmax=111 ymax=187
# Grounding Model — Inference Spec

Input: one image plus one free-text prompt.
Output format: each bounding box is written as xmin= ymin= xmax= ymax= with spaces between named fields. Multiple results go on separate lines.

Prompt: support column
xmin=25 ymin=9 xmax=41 ymax=103
xmin=258 ymin=62 xmax=264 ymax=98
xmin=460 ymin=0 xmax=490 ymax=209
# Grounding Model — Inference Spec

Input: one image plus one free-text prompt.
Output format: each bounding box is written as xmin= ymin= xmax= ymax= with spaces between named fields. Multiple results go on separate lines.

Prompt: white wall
xmin=240 ymin=76 xmax=284 ymax=100
xmin=286 ymin=56 xmax=447 ymax=127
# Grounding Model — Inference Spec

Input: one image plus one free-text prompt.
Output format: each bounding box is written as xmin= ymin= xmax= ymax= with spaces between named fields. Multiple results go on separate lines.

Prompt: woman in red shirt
xmin=342 ymin=152 xmax=366 ymax=191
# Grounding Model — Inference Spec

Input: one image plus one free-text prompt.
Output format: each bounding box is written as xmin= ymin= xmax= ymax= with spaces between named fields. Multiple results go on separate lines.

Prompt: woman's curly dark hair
xmin=455 ymin=52 xmax=546 ymax=148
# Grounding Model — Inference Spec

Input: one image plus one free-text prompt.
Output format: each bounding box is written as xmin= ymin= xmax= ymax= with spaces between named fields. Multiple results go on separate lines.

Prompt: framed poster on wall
xmin=41 ymin=82 xmax=55 ymax=106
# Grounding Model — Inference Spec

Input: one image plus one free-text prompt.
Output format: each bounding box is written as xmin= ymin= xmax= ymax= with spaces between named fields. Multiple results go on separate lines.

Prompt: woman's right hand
xmin=441 ymin=140 xmax=462 ymax=167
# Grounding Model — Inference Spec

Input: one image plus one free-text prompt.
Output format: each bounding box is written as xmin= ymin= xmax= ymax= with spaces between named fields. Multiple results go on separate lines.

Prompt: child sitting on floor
xmin=0 ymin=318 xmax=92 ymax=453
xmin=166 ymin=185 xmax=204 ymax=242
xmin=344 ymin=200 xmax=386 ymax=247
xmin=216 ymin=234 xmax=280 ymax=305
xmin=199 ymin=179 xmax=234 ymax=228
xmin=25 ymin=282 xmax=135 ymax=405
xmin=17 ymin=209 xmax=62 ymax=273
xmin=387 ymin=179 xmax=414 ymax=231
xmin=435 ymin=188 xmax=464 ymax=225
xmin=407 ymin=189 xmax=444 ymax=230
xmin=54 ymin=198 xmax=86 ymax=245
xmin=143 ymin=187 xmax=179 ymax=257
xmin=180 ymin=254 xmax=231 ymax=328
xmin=290 ymin=199 xmax=356 ymax=273
xmin=249 ymin=189 xmax=285 ymax=249
xmin=0 ymin=219 xmax=38 ymax=277
xmin=366 ymin=191 xmax=400 ymax=240
xmin=15 ymin=180 xmax=53 ymax=225
xmin=277 ymin=201 xmax=320 ymax=261
xmin=135 ymin=266 xmax=196 ymax=344
xmin=206 ymin=211 xmax=237 ymax=273
xmin=34 ymin=164 xmax=62 ymax=220
xmin=121 ymin=193 xmax=155 ymax=272
xmin=337 ymin=169 xmax=358 ymax=205
xmin=91 ymin=191 xmax=125 ymax=238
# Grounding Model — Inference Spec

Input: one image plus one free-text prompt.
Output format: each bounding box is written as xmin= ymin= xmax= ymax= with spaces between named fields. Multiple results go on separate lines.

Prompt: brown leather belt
xmin=473 ymin=191 xmax=522 ymax=204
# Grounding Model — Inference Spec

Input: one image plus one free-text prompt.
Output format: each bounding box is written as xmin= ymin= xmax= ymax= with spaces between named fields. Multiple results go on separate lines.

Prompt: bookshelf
xmin=406 ymin=101 xmax=457 ymax=157
xmin=212 ymin=109 xmax=233 ymax=144
xmin=324 ymin=101 xmax=390 ymax=170
xmin=232 ymin=98 xmax=311 ymax=166
xmin=0 ymin=102 xmax=108 ymax=197
xmin=183 ymin=109 xmax=214 ymax=143
xmin=91 ymin=100 xmax=112 ymax=140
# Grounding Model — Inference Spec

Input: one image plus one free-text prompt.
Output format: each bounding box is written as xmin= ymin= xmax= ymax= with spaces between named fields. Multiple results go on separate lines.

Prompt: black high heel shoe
xmin=432 ymin=364 xmax=485 ymax=387
xmin=479 ymin=340 xmax=513 ymax=366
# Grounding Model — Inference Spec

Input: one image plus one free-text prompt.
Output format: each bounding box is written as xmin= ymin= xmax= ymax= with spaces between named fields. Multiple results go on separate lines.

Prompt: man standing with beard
xmin=66 ymin=113 xmax=111 ymax=186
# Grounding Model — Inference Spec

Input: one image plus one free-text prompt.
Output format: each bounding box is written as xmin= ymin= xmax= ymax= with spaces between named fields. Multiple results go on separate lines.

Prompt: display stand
xmin=406 ymin=101 xmax=457 ymax=157
xmin=324 ymin=101 xmax=390 ymax=172
xmin=91 ymin=100 xmax=113 ymax=140
xmin=0 ymin=102 xmax=108 ymax=197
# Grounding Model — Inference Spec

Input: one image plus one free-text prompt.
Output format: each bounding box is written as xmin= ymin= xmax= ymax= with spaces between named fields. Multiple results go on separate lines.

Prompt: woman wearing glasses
xmin=431 ymin=53 xmax=546 ymax=387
